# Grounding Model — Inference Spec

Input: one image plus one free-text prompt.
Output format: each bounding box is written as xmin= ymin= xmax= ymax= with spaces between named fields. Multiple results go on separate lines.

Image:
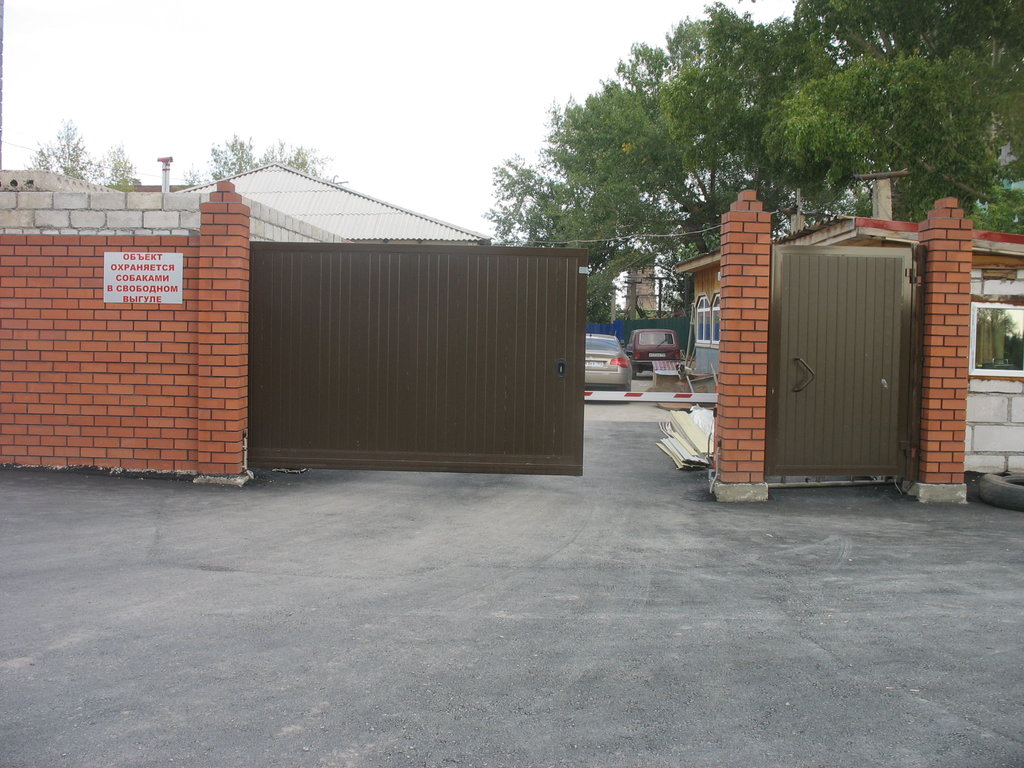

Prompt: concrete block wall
xmin=967 ymin=266 xmax=1024 ymax=473
xmin=966 ymin=379 xmax=1024 ymax=472
xmin=0 ymin=183 xmax=251 ymax=477
xmin=0 ymin=190 xmax=203 ymax=236
xmin=0 ymin=170 xmax=112 ymax=194
xmin=247 ymin=200 xmax=347 ymax=243
xmin=0 ymin=173 xmax=343 ymax=245
xmin=972 ymin=266 xmax=1024 ymax=298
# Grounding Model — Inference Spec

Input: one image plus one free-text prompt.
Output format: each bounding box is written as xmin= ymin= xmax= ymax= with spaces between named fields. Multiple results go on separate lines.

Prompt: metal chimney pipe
xmin=157 ymin=156 xmax=173 ymax=193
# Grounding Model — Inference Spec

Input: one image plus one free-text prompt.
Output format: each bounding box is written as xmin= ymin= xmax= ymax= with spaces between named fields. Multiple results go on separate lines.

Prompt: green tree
xmin=181 ymin=167 xmax=207 ymax=187
xmin=769 ymin=0 xmax=1024 ymax=219
xmin=488 ymin=41 xmax=716 ymax=321
xmin=101 ymin=144 xmax=140 ymax=191
xmin=489 ymin=0 xmax=1023 ymax=312
xmin=661 ymin=6 xmax=833 ymax=220
xmin=208 ymin=135 xmax=259 ymax=180
xmin=488 ymin=12 xmax=820 ymax=321
xmin=31 ymin=120 xmax=102 ymax=182
xmin=259 ymin=140 xmax=332 ymax=178
xmin=973 ymin=186 xmax=1024 ymax=233
xmin=205 ymin=135 xmax=332 ymax=181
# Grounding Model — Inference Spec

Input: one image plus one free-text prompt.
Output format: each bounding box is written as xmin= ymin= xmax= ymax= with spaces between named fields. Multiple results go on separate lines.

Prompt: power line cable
xmin=509 ymin=221 xmax=723 ymax=248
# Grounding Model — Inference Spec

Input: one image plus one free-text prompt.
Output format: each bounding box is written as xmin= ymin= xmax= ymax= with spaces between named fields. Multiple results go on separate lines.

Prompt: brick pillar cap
xmin=928 ymin=197 xmax=964 ymax=214
xmin=729 ymin=189 xmax=764 ymax=212
xmin=926 ymin=197 xmax=968 ymax=223
xmin=216 ymin=180 xmax=237 ymax=193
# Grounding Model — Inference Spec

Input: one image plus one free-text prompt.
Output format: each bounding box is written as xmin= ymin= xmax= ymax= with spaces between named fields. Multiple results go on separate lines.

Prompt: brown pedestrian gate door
xmin=247 ymin=243 xmax=588 ymax=475
xmin=766 ymin=246 xmax=915 ymax=477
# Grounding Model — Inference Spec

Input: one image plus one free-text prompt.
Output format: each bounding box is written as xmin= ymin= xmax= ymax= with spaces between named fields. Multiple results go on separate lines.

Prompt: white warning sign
xmin=103 ymin=252 xmax=184 ymax=304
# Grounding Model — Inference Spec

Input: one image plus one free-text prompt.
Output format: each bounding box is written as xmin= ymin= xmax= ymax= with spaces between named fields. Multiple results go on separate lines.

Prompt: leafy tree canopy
xmin=29 ymin=124 xmax=334 ymax=189
xmin=771 ymin=0 xmax=1024 ymax=219
xmin=488 ymin=8 xmax=825 ymax=320
xmin=205 ymin=135 xmax=332 ymax=182
xmin=489 ymin=0 xmax=1023 ymax=320
xmin=31 ymin=120 xmax=103 ymax=182
xmin=101 ymin=144 xmax=140 ymax=191
xmin=973 ymin=186 xmax=1024 ymax=234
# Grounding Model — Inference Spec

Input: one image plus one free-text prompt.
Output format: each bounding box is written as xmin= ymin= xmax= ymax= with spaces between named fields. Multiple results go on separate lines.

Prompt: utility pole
xmin=853 ymin=169 xmax=910 ymax=220
xmin=1 ymin=0 xmax=5 ymax=170
xmin=790 ymin=189 xmax=806 ymax=233
xmin=624 ymin=273 xmax=642 ymax=320
xmin=652 ymin=275 xmax=670 ymax=318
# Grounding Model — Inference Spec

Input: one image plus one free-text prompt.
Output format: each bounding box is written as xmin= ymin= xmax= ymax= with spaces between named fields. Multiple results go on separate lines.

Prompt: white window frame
xmin=969 ymin=301 xmax=1024 ymax=377
xmin=711 ymin=294 xmax=721 ymax=345
xmin=695 ymin=295 xmax=711 ymax=344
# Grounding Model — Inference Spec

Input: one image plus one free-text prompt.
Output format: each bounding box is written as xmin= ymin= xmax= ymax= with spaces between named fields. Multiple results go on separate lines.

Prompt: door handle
xmin=555 ymin=358 xmax=567 ymax=380
xmin=792 ymin=357 xmax=816 ymax=392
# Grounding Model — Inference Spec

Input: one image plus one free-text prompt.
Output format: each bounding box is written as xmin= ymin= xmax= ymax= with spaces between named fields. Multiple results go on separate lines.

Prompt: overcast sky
xmin=3 ymin=0 xmax=794 ymax=237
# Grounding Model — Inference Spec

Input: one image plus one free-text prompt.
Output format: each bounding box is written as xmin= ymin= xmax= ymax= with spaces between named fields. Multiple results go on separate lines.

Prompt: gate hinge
xmin=899 ymin=441 xmax=918 ymax=458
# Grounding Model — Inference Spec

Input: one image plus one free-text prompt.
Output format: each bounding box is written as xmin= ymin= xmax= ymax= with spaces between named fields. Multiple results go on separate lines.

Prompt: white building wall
xmin=966 ymin=267 xmax=1024 ymax=473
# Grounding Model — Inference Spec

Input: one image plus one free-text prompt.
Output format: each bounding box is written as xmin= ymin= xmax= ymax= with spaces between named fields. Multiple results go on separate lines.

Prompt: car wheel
xmin=979 ymin=474 xmax=1024 ymax=511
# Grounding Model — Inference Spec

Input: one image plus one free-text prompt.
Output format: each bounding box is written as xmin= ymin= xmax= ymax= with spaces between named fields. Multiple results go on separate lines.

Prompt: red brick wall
xmin=196 ymin=183 xmax=250 ymax=474
xmin=0 ymin=184 xmax=250 ymax=476
xmin=716 ymin=190 xmax=772 ymax=484
xmin=917 ymin=198 xmax=973 ymax=484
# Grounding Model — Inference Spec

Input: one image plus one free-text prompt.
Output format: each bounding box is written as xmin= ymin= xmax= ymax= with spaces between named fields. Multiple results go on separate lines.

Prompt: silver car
xmin=584 ymin=334 xmax=633 ymax=391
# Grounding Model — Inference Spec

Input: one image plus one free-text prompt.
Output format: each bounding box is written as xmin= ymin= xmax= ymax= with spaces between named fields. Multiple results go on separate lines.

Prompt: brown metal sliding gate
xmin=248 ymin=243 xmax=587 ymax=475
xmin=766 ymin=245 xmax=916 ymax=477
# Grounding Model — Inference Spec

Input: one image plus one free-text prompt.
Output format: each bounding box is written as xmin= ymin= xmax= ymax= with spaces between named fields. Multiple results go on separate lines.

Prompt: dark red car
xmin=624 ymin=328 xmax=681 ymax=374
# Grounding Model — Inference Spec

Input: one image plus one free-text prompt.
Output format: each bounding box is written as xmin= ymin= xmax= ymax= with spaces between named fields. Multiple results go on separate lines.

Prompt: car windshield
xmin=586 ymin=337 xmax=622 ymax=354
xmin=637 ymin=332 xmax=674 ymax=346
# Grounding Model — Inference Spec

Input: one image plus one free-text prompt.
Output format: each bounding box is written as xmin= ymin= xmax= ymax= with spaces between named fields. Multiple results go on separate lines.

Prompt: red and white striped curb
xmin=583 ymin=391 xmax=717 ymax=403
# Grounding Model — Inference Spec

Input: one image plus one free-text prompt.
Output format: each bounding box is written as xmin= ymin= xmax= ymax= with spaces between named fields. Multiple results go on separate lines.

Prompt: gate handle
xmin=792 ymin=357 xmax=816 ymax=392
xmin=555 ymin=358 xmax=567 ymax=380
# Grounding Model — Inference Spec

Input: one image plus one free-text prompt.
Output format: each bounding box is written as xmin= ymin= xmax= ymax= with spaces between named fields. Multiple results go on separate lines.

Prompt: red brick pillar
xmin=195 ymin=181 xmax=250 ymax=480
xmin=713 ymin=190 xmax=772 ymax=501
xmin=913 ymin=197 xmax=972 ymax=503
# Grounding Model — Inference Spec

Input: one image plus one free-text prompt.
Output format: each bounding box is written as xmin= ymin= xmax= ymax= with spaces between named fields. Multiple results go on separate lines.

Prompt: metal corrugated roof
xmin=182 ymin=164 xmax=490 ymax=243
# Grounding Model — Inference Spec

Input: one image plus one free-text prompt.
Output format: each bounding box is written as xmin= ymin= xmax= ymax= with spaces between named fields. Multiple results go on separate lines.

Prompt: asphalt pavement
xmin=2 ymin=405 xmax=1023 ymax=768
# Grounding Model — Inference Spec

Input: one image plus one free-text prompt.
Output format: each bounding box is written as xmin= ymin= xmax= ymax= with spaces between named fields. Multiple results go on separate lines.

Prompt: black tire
xmin=979 ymin=474 xmax=1024 ymax=512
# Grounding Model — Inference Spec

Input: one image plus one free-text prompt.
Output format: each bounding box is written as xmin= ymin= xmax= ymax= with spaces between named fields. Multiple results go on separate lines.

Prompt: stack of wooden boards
xmin=657 ymin=406 xmax=714 ymax=469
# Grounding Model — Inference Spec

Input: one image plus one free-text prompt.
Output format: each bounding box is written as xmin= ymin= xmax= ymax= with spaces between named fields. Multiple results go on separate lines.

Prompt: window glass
xmin=971 ymin=303 xmax=1024 ymax=376
xmin=695 ymin=296 xmax=711 ymax=343
xmin=586 ymin=337 xmax=623 ymax=354
xmin=711 ymin=295 xmax=721 ymax=344
xmin=638 ymin=332 xmax=674 ymax=346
